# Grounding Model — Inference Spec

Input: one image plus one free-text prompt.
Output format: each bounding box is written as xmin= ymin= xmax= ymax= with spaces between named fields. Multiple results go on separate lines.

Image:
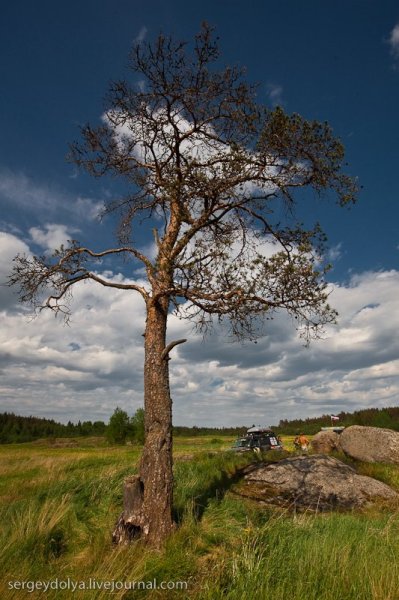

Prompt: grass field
xmin=1 ymin=436 xmax=399 ymax=599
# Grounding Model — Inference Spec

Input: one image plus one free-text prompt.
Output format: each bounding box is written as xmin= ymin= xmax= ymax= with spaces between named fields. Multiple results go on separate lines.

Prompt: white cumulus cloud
xmin=2 ymin=229 xmax=399 ymax=427
xmin=389 ymin=22 xmax=399 ymax=59
xmin=29 ymin=224 xmax=80 ymax=253
xmin=266 ymin=82 xmax=284 ymax=106
xmin=134 ymin=26 xmax=148 ymax=45
xmin=0 ymin=167 xmax=104 ymax=222
xmin=0 ymin=232 xmax=30 ymax=310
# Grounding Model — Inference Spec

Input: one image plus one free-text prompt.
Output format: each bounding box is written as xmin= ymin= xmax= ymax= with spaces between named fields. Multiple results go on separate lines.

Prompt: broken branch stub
xmin=161 ymin=339 xmax=187 ymax=361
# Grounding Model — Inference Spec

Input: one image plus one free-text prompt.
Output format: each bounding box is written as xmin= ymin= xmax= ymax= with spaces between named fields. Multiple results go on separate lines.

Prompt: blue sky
xmin=0 ymin=1 xmax=399 ymax=426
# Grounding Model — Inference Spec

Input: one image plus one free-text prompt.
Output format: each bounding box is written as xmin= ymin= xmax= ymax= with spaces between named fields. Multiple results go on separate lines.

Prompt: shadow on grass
xmin=173 ymin=461 xmax=260 ymax=524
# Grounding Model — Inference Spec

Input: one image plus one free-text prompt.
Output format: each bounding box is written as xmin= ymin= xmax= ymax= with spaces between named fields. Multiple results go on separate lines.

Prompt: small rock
xmin=311 ymin=430 xmax=341 ymax=454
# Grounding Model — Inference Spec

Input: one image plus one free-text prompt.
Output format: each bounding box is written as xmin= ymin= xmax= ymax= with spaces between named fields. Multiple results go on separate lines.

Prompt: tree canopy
xmin=11 ymin=24 xmax=356 ymax=343
xmin=106 ymin=407 xmax=130 ymax=445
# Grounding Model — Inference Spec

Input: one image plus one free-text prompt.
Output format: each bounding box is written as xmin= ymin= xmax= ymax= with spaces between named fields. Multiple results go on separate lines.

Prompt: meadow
xmin=1 ymin=436 xmax=399 ymax=599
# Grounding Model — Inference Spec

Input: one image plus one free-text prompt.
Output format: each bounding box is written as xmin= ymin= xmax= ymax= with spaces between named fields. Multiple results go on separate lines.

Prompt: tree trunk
xmin=140 ymin=299 xmax=174 ymax=545
xmin=113 ymin=297 xmax=174 ymax=548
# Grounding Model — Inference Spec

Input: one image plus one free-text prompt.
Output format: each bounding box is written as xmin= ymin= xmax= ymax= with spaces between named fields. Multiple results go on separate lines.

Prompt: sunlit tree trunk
xmin=112 ymin=291 xmax=175 ymax=548
xmin=139 ymin=298 xmax=174 ymax=546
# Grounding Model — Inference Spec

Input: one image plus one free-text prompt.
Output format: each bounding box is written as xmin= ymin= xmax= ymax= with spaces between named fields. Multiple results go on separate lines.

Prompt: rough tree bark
xmin=113 ymin=273 xmax=179 ymax=546
xmin=140 ymin=299 xmax=175 ymax=544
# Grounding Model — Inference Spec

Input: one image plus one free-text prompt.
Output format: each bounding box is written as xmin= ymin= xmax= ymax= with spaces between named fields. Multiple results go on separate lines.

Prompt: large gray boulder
xmin=340 ymin=425 xmax=399 ymax=464
xmin=236 ymin=455 xmax=398 ymax=510
xmin=311 ymin=430 xmax=341 ymax=454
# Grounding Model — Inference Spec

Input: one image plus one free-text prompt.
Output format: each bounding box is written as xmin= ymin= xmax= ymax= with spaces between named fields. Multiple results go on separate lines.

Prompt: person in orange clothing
xmin=297 ymin=432 xmax=309 ymax=453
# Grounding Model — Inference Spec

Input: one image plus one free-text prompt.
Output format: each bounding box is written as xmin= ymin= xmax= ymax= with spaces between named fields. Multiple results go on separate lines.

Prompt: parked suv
xmin=231 ymin=428 xmax=283 ymax=453
xmin=231 ymin=437 xmax=252 ymax=452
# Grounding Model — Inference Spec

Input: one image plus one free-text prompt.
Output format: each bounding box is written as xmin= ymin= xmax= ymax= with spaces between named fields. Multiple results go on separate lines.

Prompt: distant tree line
xmin=2 ymin=406 xmax=399 ymax=444
xmin=173 ymin=425 xmax=247 ymax=437
xmin=0 ymin=411 xmax=247 ymax=444
xmin=275 ymin=407 xmax=399 ymax=435
xmin=0 ymin=408 xmax=146 ymax=445
xmin=0 ymin=412 xmax=107 ymax=444
xmin=80 ymin=409 xmax=246 ymax=444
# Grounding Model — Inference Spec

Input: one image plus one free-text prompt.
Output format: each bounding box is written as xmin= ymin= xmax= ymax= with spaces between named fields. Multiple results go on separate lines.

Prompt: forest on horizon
xmin=1 ymin=406 xmax=399 ymax=443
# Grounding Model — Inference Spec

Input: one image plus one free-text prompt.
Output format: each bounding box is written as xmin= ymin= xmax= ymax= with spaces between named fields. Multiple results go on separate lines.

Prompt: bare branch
xmin=9 ymin=242 xmax=149 ymax=320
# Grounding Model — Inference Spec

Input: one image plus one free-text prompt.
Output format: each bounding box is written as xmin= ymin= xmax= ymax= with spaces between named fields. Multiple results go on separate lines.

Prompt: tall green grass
xmin=1 ymin=441 xmax=399 ymax=599
xmin=197 ymin=508 xmax=399 ymax=600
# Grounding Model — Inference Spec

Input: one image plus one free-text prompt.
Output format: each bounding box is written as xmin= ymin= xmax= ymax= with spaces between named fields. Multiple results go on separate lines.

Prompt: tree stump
xmin=112 ymin=476 xmax=144 ymax=544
